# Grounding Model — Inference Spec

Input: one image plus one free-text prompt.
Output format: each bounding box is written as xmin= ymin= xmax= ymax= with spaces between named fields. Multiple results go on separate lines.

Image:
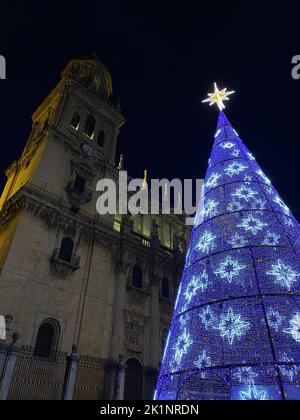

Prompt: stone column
xmin=0 ymin=333 xmax=20 ymax=401
xmin=62 ymin=344 xmax=79 ymax=401
xmin=110 ymin=267 xmax=127 ymax=361
xmin=149 ymin=281 xmax=160 ymax=368
xmin=115 ymin=354 xmax=127 ymax=400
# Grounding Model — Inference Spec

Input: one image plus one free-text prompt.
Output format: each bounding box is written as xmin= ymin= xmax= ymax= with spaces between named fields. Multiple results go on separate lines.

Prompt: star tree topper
xmin=202 ymin=82 xmax=235 ymax=111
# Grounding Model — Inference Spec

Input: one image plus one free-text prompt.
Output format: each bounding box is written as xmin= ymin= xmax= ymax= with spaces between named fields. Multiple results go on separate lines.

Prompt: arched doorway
xmin=34 ymin=318 xmax=60 ymax=358
xmin=124 ymin=358 xmax=143 ymax=400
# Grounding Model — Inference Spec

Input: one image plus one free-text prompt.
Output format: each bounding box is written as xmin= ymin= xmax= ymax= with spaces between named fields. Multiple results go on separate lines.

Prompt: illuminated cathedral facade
xmin=0 ymin=56 xmax=189 ymax=400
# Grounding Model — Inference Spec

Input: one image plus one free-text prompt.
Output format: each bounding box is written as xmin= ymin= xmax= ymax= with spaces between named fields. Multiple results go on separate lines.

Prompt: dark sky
xmin=1 ymin=2 xmax=300 ymax=217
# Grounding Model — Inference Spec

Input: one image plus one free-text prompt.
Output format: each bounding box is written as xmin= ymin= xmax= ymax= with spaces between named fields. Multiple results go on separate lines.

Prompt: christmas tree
xmin=154 ymin=85 xmax=300 ymax=400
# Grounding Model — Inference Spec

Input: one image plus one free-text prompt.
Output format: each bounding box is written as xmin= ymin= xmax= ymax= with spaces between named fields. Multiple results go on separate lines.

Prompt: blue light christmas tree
xmin=154 ymin=84 xmax=300 ymax=400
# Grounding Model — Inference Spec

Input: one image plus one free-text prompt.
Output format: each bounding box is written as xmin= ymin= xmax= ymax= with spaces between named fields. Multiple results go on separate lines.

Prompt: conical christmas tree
xmin=155 ymin=87 xmax=300 ymax=400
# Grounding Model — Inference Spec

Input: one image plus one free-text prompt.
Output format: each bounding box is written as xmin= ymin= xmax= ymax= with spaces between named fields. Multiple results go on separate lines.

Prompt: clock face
xmin=82 ymin=144 xmax=94 ymax=157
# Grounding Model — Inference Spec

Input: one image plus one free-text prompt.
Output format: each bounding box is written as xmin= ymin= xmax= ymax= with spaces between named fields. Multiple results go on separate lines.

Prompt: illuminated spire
xmin=202 ymin=82 xmax=235 ymax=111
xmin=142 ymin=169 xmax=148 ymax=190
xmin=117 ymin=153 xmax=124 ymax=170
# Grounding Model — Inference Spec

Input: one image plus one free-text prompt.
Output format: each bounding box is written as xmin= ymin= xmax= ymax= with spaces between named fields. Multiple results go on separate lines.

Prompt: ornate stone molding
xmin=50 ymin=248 xmax=80 ymax=279
xmin=124 ymin=310 xmax=148 ymax=354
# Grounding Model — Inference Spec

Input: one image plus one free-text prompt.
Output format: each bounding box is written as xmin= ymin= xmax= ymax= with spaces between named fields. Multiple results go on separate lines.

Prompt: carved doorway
xmin=124 ymin=358 xmax=143 ymax=400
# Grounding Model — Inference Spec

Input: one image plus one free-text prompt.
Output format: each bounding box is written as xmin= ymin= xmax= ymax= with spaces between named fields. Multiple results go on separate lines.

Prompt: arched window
xmin=132 ymin=264 xmax=143 ymax=289
xmin=97 ymin=130 xmax=105 ymax=148
xmin=124 ymin=358 xmax=143 ymax=400
xmin=84 ymin=114 xmax=96 ymax=139
xmin=59 ymin=237 xmax=74 ymax=262
xmin=74 ymin=175 xmax=85 ymax=193
xmin=70 ymin=112 xmax=80 ymax=130
xmin=162 ymin=277 xmax=170 ymax=299
xmin=34 ymin=319 xmax=60 ymax=358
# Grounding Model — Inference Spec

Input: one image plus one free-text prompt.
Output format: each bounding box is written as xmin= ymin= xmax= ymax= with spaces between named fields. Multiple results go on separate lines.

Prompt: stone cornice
xmin=0 ymin=183 xmax=179 ymax=268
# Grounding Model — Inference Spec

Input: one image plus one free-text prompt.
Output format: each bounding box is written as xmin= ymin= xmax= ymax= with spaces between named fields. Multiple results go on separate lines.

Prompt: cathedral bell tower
xmin=0 ymin=56 xmax=125 ymax=358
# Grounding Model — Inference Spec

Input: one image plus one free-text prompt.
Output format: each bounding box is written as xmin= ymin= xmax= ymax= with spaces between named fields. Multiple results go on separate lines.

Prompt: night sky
xmin=1 ymin=2 xmax=300 ymax=217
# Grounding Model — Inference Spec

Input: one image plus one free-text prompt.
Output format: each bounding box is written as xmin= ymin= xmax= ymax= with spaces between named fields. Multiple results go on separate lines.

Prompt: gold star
xmin=202 ymin=83 xmax=235 ymax=111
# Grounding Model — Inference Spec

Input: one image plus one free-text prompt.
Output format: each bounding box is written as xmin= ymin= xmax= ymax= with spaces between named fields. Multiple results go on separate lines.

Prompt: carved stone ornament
xmin=124 ymin=311 xmax=147 ymax=353
xmin=50 ymin=248 xmax=80 ymax=279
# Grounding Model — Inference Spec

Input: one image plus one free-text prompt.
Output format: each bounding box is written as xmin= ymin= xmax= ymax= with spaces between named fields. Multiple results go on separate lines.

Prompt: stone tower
xmin=0 ymin=56 xmax=188 ymax=399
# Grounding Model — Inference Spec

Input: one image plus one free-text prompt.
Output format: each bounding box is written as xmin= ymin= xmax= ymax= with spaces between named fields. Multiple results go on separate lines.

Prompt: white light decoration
xmin=237 ymin=214 xmax=268 ymax=235
xmin=283 ymin=216 xmax=294 ymax=227
xmin=231 ymin=185 xmax=258 ymax=202
xmin=233 ymin=366 xmax=258 ymax=385
xmin=221 ymin=141 xmax=235 ymax=150
xmin=266 ymin=259 xmax=300 ymax=291
xmin=199 ymin=306 xmax=216 ymax=331
xmin=273 ymin=195 xmax=291 ymax=216
xmin=194 ymin=350 xmax=212 ymax=378
xmin=225 ymin=162 xmax=248 ymax=177
xmin=184 ymin=272 xmax=208 ymax=304
xmin=252 ymin=198 xmax=267 ymax=210
xmin=283 ymin=313 xmax=300 ymax=343
xmin=172 ymin=328 xmax=193 ymax=367
xmin=240 ymin=385 xmax=267 ymax=400
xmin=218 ymin=307 xmax=250 ymax=345
xmin=227 ymin=200 xmax=244 ymax=213
xmin=197 ymin=231 xmax=217 ymax=254
xmin=231 ymin=149 xmax=240 ymax=157
xmin=279 ymin=353 xmax=300 ymax=382
xmin=214 ymin=255 xmax=247 ymax=284
xmin=201 ymin=199 xmax=219 ymax=219
xmin=256 ymin=169 xmax=271 ymax=185
xmin=202 ymin=83 xmax=235 ymax=111
xmin=205 ymin=172 xmax=222 ymax=189
xmin=244 ymin=175 xmax=253 ymax=182
xmin=262 ymin=230 xmax=281 ymax=246
xmin=247 ymin=152 xmax=256 ymax=161
xmin=215 ymin=129 xmax=221 ymax=138
xmin=228 ymin=233 xmax=248 ymax=249
xmin=267 ymin=308 xmax=284 ymax=333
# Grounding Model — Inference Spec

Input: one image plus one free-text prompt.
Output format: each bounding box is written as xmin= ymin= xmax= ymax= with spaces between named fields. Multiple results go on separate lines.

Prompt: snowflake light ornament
xmin=218 ymin=307 xmax=250 ymax=345
xmin=173 ymin=328 xmax=193 ymax=367
xmin=194 ymin=350 xmax=212 ymax=378
xmin=262 ymin=231 xmax=281 ymax=246
xmin=214 ymin=255 xmax=246 ymax=283
xmin=273 ymin=195 xmax=290 ymax=216
xmin=201 ymin=199 xmax=219 ymax=219
xmin=205 ymin=172 xmax=222 ymax=190
xmin=283 ymin=313 xmax=300 ymax=343
xmin=233 ymin=366 xmax=258 ymax=385
xmin=225 ymin=162 xmax=248 ymax=177
xmin=244 ymin=175 xmax=253 ymax=182
xmin=231 ymin=185 xmax=258 ymax=202
xmin=231 ymin=149 xmax=240 ymax=158
xmin=197 ymin=230 xmax=217 ymax=254
xmin=266 ymin=260 xmax=300 ymax=291
xmin=237 ymin=214 xmax=268 ymax=235
xmin=251 ymin=198 xmax=267 ymax=210
xmin=240 ymin=385 xmax=267 ymax=400
xmin=227 ymin=200 xmax=244 ymax=213
xmin=221 ymin=141 xmax=235 ymax=150
xmin=256 ymin=169 xmax=271 ymax=185
xmin=279 ymin=353 xmax=300 ymax=382
xmin=267 ymin=308 xmax=284 ymax=333
xmin=184 ymin=272 xmax=208 ymax=304
xmin=199 ymin=306 xmax=216 ymax=330
xmin=228 ymin=233 xmax=248 ymax=249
